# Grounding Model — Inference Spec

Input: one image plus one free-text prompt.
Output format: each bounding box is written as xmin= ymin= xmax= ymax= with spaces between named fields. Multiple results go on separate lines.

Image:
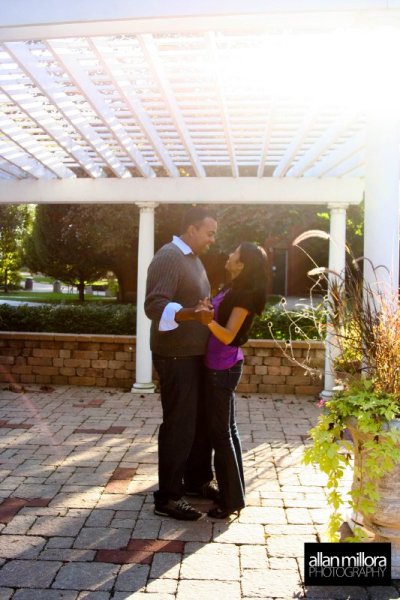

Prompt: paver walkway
xmin=0 ymin=384 xmax=398 ymax=600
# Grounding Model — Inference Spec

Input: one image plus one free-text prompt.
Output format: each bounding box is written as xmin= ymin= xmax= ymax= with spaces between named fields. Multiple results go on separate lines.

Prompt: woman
xmin=204 ymin=242 xmax=268 ymax=519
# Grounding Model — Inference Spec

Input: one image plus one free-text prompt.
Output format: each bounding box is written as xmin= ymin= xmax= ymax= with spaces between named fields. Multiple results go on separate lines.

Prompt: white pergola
xmin=1 ymin=1 xmax=399 ymax=394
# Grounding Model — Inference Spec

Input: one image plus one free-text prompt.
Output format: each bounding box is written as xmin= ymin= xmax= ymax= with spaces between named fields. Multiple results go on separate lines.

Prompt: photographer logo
xmin=304 ymin=543 xmax=391 ymax=586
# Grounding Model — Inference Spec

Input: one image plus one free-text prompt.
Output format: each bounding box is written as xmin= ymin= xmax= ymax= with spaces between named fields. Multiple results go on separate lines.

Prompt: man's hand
xmin=175 ymin=302 xmax=213 ymax=325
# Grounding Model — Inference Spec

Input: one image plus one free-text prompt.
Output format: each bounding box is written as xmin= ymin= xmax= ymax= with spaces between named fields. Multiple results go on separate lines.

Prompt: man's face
xmin=188 ymin=217 xmax=217 ymax=255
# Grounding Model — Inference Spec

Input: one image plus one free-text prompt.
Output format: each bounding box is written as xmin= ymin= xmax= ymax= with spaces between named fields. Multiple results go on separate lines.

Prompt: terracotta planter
xmin=347 ymin=418 xmax=400 ymax=578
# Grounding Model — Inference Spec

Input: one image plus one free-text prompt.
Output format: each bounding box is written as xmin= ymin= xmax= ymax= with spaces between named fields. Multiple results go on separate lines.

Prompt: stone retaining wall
xmin=0 ymin=332 xmax=324 ymax=396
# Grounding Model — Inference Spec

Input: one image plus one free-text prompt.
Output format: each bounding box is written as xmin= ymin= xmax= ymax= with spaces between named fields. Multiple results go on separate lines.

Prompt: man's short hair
xmin=181 ymin=206 xmax=216 ymax=233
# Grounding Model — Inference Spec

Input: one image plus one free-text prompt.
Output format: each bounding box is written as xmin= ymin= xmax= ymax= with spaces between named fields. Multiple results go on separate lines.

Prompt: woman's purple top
xmin=204 ymin=289 xmax=244 ymax=370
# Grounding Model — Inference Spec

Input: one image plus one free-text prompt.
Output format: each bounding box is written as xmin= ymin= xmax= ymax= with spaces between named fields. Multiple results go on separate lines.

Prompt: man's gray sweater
xmin=144 ymin=242 xmax=210 ymax=357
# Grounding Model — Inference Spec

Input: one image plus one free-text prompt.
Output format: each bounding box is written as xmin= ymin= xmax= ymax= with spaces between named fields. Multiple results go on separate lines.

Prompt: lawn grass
xmin=0 ymin=291 xmax=116 ymax=304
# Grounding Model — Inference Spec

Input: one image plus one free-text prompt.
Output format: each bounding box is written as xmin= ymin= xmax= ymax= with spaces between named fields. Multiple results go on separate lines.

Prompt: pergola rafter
xmin=325 ymin=155 xmax=365 ymax=177
xmin=206 ymin=32 xmax=238 ymax=178
xmin=0 ymin=109 xmax=75 ymax=179
xmin=46 ymin=40 xmax=154 ymax=178
xmin=273 ymin=107 xmax=318 ymax=177
xmin=0 ymin=74 xmax=104 ymax=178
xmin=0 ymin=137 xmax=55 ymax=179
xmin=305 ymin=131 xmax=366 ymax=177
xmin=89 ymin=38 xmax=179 ymax=178
xmin=3 ymin=41 xmax=130 ymax=178
xmin=0 ymin=22 xmax=376 ymax=182
xmin=138 ymin=33 xmax=206 ymax=177
xmin=257 ymin=100 xmax=275 ymax=178
xmin=287 ymin=110 xmax=361 ymax=177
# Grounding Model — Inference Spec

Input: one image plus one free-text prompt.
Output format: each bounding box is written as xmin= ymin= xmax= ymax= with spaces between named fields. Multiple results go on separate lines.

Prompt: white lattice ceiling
xmin=0 ymin=1 xmax=399 ymax=187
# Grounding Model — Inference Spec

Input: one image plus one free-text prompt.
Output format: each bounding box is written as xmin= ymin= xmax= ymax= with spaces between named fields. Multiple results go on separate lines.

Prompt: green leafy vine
xmin=303 ymin=379 xmax=400 ymax=541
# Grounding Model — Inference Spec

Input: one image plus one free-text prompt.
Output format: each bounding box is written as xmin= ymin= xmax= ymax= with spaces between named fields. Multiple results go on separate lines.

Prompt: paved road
xmin=0 ymin=280 xmax=77 ymax=306
xmin=0 ymin=299 xmax=42 ymax=306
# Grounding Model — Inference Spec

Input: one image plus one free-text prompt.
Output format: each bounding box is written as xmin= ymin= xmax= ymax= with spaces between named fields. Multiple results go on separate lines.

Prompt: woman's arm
xmin=207 ymin=307 xmax=249 ymax=345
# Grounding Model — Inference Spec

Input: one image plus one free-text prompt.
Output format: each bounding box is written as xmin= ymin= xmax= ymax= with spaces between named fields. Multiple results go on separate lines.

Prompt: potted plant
xmin=283 ymin=237 xmax=400 ymax=575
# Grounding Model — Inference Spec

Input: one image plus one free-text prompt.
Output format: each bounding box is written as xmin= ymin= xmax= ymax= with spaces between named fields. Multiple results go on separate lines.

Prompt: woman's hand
xmin=195 ymin=297 xmax=213 ymax=311
xmin=194 ymin=297 xmax=214 ymax=324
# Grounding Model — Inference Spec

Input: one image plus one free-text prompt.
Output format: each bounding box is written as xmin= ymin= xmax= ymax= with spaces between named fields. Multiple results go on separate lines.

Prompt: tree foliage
xmin=23 ymin=201 xmax=365 ymax=303
xmin=62 ymin=204 xmax=139 ymax=302
xmin=25 ymin=204 xmax=139 ymax=302
xmin=0 ymin=205 xmax=31 ymax=292
xmin=25 ymin=205 xmax=108 ymax=301
xmin=317 ymin=202 xmax=364 ymax=261
xmin=214 ymin=204 xmax=327 ymax=251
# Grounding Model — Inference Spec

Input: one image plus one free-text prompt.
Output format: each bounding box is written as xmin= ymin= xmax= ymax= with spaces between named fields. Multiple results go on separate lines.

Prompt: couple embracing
xmin=145 ymin=207 xmax=268 ymax=521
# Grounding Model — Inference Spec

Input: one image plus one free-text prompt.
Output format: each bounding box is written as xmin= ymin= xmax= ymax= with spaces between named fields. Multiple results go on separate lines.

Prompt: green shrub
xmin=0 ymin=303 xmax=136 ymax=335
xmin=0 ymin=302 xmax=324 ymax=340
xmin=248 ymin=304 xmax=325 ymax=341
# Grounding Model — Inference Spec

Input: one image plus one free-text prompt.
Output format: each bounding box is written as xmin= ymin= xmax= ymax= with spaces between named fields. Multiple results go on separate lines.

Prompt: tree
xmin=25 ymin=205 xmax=108 ymax=301
xmin=25 ymin=204 xmax=140 ymax=302
xmin=214 ymin=204 xmax=329 ymax=251
xmin=63 ymin=204 xmax=139 ymax=302
xmin=317 ymin=202 xmax=364 ymax=260
xmin=0 ymin=205 xmax=31 ymax=292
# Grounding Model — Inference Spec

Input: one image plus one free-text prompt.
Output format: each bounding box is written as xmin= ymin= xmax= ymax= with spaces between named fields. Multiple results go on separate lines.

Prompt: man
xmin=145 ymin=206 xmax=218 ymax=520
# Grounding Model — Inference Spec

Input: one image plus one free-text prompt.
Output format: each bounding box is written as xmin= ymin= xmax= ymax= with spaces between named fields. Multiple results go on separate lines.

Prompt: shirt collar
xmin=172 ymin=235 xmax=193 ymax=255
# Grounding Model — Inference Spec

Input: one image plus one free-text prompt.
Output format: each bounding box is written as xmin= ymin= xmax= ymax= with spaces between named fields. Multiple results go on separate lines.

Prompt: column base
xmin=320 ymin=389 xmax=334 ymax=399
xmin=131 ymin=381 xmax=156 ymax=393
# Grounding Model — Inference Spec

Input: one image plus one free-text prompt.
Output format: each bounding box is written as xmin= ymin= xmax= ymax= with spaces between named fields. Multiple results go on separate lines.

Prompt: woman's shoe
xmin=207 ymin=506 xmax=241 ymax=520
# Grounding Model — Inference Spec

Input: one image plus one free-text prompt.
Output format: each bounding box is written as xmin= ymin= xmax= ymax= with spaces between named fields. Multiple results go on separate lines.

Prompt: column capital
xmin=136 ymin=202 xmax=159 ymax=211
xmin=328 ymin=203 xmax=348 ymax=212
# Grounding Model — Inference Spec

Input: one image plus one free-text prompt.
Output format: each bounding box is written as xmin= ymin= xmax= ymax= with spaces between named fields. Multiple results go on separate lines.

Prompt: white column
xmin=364 ymin=109 xmax=400 ymax=297
xmin=132 ymin=202 xmax=158 ymax=392
xmin=321 ymin=204 xmax=347 ymax=398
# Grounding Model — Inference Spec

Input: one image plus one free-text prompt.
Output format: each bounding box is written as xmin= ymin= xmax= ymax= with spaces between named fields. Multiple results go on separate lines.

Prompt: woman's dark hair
xmin=217 ymin=242 xmax=268 ymax=346
xmin=230 ymin=242 xmax=268 ymax=314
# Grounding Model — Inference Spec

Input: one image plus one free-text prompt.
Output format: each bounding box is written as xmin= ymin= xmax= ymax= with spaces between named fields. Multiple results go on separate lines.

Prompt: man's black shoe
xmin=154 ymin=498 xmax=204 ymax=521
xmin=185 ymin=481 xmax=220 ymax=502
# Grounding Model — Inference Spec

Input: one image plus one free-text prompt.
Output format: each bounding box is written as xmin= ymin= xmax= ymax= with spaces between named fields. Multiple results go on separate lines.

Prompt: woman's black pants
xmin=205 ymin=361 xmax=245 ymax=511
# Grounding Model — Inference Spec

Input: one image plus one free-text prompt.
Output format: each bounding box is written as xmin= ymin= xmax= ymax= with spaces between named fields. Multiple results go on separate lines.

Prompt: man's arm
xmin=176 ymin=305 xmax=213 ymax=325
xmin=145 ymin=251 xmax=213 ymax=329
xmin=144 ymin=251 xmax=181 ymax=322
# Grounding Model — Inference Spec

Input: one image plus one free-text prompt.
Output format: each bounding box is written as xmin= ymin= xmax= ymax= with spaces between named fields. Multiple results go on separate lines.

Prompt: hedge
xmin=0 ymin=303 xmax=136 ymax=335
xmin=249 ymin=304 xmax=324 ymax=341
xmin=0 ymin=302 xmax=324 ymax=340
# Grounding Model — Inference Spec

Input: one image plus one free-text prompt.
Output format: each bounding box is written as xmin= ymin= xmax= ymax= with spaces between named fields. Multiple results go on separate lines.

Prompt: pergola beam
xmin=0 ymin=160 xmax=28 ymax=179
xmin=0 ymin=111 xmax=75 ymax=179
xmin=2 ymin=2 xmax=400 ymax=40
xmin=304 ymin=131 xmax=365 ymax=177
xmin=257 ymin=102 xmax=275 ymax=178
xmin=4 ymin=42 xmax=131 ymax=178
xmin=139 ymin=34 xmax=206 ymax=178
xmin=207 ymin=32 xmax=238 ymax=178
xmin=0 ymin=177 xmax=364 ymax=205
xmin=273 ymin=108 xmax=317 ymax=177
xmin=0 ymin=81 xmax=104 ymax=178
xmin=325 ymin=155 xmax=364 ymax=177
xmin=286 ymin=111 xmax=359 ymax=177
xmin=0 ymin=138 xmax=55 ymax=179
xmin=89 ymin=39 xmax=179 ymax=178
xmin=47 ymin=40 xmax=155 ymax=179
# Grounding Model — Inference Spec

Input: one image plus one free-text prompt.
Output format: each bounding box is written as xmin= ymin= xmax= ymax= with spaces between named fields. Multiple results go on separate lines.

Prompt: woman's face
xmin=225 ymin=246 xmax=244 ymax=279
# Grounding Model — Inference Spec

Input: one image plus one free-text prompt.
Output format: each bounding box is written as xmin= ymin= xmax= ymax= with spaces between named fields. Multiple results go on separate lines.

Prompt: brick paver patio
xmin=0 ymin=385 xmax=398 ymax=599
